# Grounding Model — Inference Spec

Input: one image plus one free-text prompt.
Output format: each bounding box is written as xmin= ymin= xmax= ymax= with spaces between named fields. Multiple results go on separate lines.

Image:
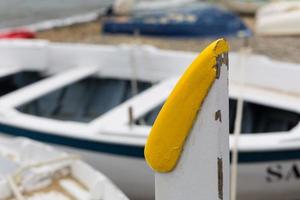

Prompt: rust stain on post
xmin=215 ymin=110 xmax=222 ymax=122
xmin=218 ymin=157 xmax=223 ymax=200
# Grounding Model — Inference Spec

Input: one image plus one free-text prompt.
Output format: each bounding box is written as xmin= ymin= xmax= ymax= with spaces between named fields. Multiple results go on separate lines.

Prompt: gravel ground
xmin=37 ymin=19 xmax=300 ymax=64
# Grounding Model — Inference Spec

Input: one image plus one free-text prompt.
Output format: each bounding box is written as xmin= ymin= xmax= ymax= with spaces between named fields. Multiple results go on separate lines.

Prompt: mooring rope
xmin=6 ymin=175 xmax=25 ymax=200
xmin=230 ymin=45 xmax=251 ymax=200
xmin=13 ymin=155 xmax=80 ymax=184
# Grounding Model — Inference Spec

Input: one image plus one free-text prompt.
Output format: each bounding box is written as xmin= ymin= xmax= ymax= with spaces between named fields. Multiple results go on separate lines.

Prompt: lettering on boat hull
xmin=266 ymin=163 xmax=300 ymax=183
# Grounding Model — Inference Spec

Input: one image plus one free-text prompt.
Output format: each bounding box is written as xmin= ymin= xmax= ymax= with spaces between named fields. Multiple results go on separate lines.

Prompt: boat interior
xmin=137 ymin=98 xmax=300 ymax=134
xmin=0 ymin=72 xmax=42 ymax=97
xmin=0 ymin=71 xmax=298 ymax=135
xmin=17 ymin=77 xmax=152 ymax=123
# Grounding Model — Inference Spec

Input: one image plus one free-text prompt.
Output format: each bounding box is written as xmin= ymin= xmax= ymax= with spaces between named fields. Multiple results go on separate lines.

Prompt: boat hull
xmin=103 ymin=4 xmax=250 ymax=37
xmin=61 ymin=147 xmax=300 ymax=200
xmin=1 ymin=125 xmax=300 ymax=199
xmin=256 ymin=2 xmax=300 ymax=36
xmin=237 ymin=161 xmax=300 ymax=200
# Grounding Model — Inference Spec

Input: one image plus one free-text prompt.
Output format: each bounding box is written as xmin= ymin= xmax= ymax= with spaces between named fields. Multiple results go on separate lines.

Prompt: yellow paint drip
xmin=144 ymin=39 xmax=229 ymax=173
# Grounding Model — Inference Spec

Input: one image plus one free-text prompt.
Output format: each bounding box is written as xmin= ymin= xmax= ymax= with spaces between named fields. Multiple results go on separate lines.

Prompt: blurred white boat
xmin=256 ymin=1 xmax=300 ymax=36
xmin=0 ymin=136 xmax=129 ymax=200
xmin=222 ymin=0 xmax=270 ymax=14
xmin=0 ymin=40 xmax=299 ymax=199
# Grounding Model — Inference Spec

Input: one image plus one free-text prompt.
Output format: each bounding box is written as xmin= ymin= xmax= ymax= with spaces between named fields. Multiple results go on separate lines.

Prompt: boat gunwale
xmin=0 ymin=41 xmax=299 ymax=153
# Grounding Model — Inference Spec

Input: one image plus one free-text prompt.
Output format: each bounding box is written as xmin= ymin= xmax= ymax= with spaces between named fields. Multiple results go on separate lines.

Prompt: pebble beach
xmin=37 ymin=18 xmax=300 ymax=64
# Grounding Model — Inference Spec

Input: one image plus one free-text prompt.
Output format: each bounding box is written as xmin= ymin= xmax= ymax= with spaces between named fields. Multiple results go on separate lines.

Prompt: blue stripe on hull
xmin=0 ymin=123 xmax=299 ymax=163
xmin=236 ymin=150 xmax=300 ymax=163
xmin=0 ymin=123 xmax=144 ymax=158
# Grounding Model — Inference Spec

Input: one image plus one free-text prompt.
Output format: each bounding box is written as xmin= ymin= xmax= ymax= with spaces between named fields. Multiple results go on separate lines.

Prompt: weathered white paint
xmin=155 ymin=55 xmax=229 ymax=200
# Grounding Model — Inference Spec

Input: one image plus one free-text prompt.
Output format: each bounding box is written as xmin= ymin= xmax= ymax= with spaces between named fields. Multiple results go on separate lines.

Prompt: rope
xmin=6 ymin=154 xmax=79 ymax=200
xmin=128 ymin=33 xmax=148 ymax=125
xmin=230 ymin=47 xmax=251 ymax=200
xmin=13 ymin=154 xmax=80 ymax=184
xmin=130 ymin=30 xmax=140 ymax=98
xmin=6 ymin=175 xmax=25 ymax=200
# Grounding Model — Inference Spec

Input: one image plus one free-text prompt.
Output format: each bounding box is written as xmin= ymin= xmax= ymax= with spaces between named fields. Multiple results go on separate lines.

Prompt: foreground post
xmin=144 ymin=39 xmax=229 ymax=200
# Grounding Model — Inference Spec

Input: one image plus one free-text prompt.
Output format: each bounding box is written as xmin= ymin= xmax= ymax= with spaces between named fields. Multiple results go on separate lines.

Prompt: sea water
xmin=0 ymin=0 xmax=112 ymax=29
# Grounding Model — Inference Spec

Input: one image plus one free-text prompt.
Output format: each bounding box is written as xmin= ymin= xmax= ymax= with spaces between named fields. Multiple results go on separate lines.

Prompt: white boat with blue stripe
xmin=0 ymin=40 xmax=299 ymax=199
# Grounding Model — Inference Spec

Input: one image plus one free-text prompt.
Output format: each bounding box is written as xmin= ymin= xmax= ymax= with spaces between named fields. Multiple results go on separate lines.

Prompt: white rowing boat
xmin=222 ymin=0 xmax=270 ymax=14
xmin=0 ymin=40 xmax=299 ymax=199
xmin=222 ymin=0 xmax=299 ymax=15
xmin=256 ymin=1 xmax=300 ymax=36
xmin=0 ymin=136 xmax=129 ymax=200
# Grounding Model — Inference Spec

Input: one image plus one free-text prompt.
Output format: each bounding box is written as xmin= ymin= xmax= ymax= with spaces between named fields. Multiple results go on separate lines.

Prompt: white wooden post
xmin=145 ymin=39 xmax=229 ymax=200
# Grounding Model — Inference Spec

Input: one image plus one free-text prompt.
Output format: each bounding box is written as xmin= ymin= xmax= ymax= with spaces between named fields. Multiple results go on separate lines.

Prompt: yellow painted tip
xmin=144 ymin=39 xmax=229 ymax=173
xmin=211 ymin=38 xmax=229 ymax=55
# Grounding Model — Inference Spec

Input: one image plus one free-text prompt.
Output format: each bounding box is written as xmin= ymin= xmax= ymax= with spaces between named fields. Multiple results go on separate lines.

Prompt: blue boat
xmin=102 ymin=3 xmax=251 ymax=37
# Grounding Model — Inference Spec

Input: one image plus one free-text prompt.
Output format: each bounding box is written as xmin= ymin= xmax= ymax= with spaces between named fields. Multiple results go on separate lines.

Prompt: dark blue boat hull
xmin=103 ymin=4 xmax=251 ymax=37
